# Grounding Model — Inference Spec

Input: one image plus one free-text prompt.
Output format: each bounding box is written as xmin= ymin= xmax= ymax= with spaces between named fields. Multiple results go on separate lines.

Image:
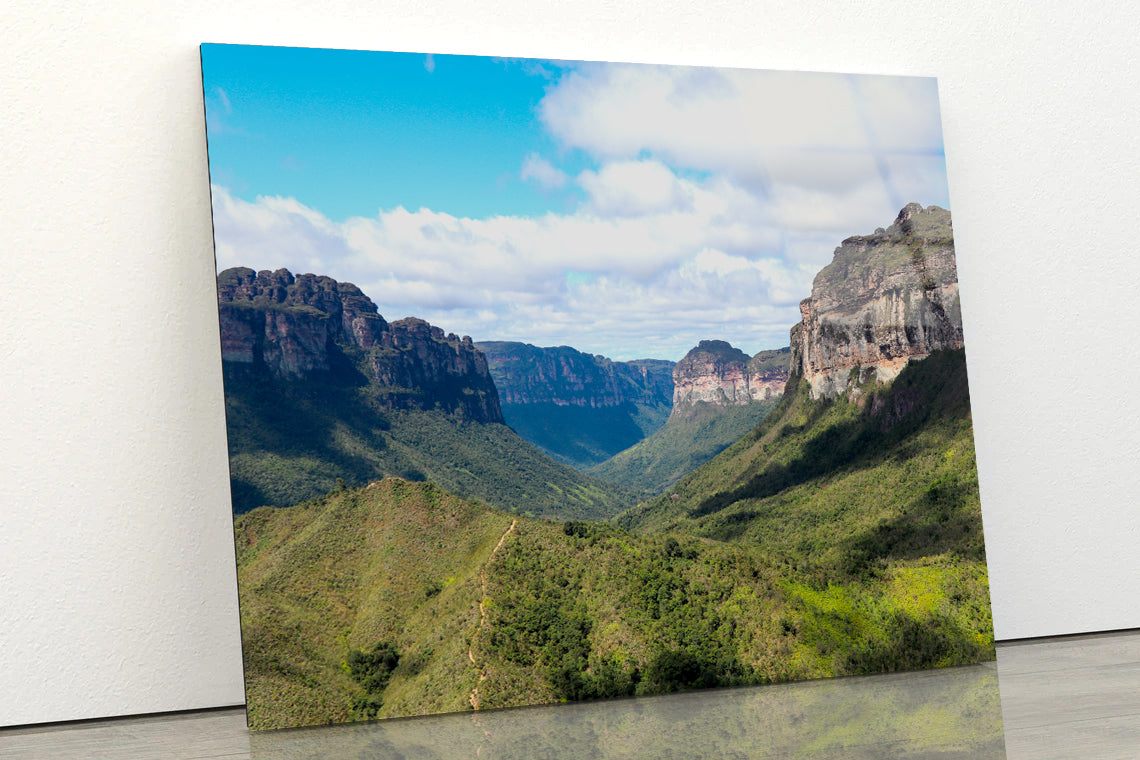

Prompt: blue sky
xmin=202 ymin=44 xmax=951 ymax=361
xmin=203 ymin=48 xmax=591 ymax=219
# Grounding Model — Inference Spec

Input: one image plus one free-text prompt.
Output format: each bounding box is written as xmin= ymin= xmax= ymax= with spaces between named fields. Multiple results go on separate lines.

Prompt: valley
xmin=221 ymin=202 xmax=995 ymax=729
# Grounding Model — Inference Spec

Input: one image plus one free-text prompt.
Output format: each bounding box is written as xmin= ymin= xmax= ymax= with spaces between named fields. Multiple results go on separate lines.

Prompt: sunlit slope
xmin=616 ymin=349 xmax=986 ymax=573
xmin=235 ymin=479 xmax=510 ymax=728
xmin=237 ymin=462 xmax=993 ymax=729
xmin=589 ymin=399 xmax=779 ymax=496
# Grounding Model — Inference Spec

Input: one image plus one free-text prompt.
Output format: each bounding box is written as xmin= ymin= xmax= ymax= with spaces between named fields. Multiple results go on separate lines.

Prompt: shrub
xmin=346 ymin=641 xmax=400 ymax=693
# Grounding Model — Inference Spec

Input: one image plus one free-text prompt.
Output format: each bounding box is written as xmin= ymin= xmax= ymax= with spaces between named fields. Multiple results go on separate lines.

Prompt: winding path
xmin=468 ymin=519 xmax=517 ymax=711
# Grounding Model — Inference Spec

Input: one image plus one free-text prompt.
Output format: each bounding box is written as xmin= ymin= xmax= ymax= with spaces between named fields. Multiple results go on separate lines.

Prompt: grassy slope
xmin=238 ymin=450 xmax=994 ymax=728
xmin=235 ymin=479 xmax=509 ymax=728
xmin=223 ymin=367 xmax=633 ymax=521
xmin=588 ymin=400 xmax=779 ymax=496
xmin=615 ymin=350 xmax=981 ymax=558
xmin=614 ymin=348 xmax=993 ymax=675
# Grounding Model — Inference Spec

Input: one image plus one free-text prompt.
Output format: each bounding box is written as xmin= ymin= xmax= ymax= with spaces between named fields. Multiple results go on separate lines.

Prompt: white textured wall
xmin=3 ymin=0 xmax=1139 ymax=727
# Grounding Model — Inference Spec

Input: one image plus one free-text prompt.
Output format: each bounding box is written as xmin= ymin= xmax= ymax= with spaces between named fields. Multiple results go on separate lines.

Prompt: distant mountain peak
xmin=671 ymin=341 xmax=790 ymax=419
xmin=476 ymin=340 xmax=675 ymax=468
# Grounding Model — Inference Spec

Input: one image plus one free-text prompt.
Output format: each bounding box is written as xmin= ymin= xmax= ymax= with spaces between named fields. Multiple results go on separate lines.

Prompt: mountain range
xmin=476 ymin=341 xmax=674 ymax=468
xmin=217 ymin=267 xmax=633 ymax=520
xmin=221 ymin=203 xmax=994 ymax=729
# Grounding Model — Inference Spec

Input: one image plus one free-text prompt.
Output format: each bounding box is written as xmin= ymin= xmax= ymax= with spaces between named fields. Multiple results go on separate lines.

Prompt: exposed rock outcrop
xmin=476 ymin=341 xmax=674 ymax=409
xmin=217 ymin=267 xmax=502 ymax=422
xmin=670 ymin=341 xmax=790 ymax=419
xmin=792 ymin=204 xmax=963 ymax=400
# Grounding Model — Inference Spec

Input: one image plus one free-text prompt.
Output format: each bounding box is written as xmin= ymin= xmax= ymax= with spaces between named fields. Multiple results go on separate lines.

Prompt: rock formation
xmin=477 ymin=341 xmax=674 ymax=410
xmin=217 ymin=267 xmax=503 ymax=422
xmin=791 ymin=204 xmax=963 ymax=400
xmin=670 ymin=341 xmax=790 ymax=419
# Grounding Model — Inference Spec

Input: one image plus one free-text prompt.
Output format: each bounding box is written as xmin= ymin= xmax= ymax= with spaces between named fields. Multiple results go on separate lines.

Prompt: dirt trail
xmin=468 ymin=519 xmax=516 ymax=711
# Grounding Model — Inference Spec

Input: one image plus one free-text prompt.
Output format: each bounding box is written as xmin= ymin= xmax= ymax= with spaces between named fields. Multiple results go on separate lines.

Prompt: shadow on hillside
xmin=689 ymin=350 xmax=972 ymax=524
xmin=223 ymin=363 xmax=399 ymax=512
xmin=839 ymin=471 xmax=987 ymax=571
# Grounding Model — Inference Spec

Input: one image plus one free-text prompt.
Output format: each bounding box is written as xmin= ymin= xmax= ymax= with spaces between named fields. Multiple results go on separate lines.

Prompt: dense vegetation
xmin=589 ymin=400 xmax=779 ymax=496
xmin=223 ymin=365 xmax=634 ymax=520
xmin=748 ymin=346 xmax=792 ymax=376
xmin=500 ymin=401 xmax=670 ymax=469
xmin=617 ymin=349 xmax=981 ymax=565
xmin=236 ymin=376 xmax=994 ymax=730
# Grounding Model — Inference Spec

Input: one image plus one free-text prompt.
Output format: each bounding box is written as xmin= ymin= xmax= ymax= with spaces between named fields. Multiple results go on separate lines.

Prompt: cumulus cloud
xmin=519 ymin=153 xmax=568 ymax=190
xmin=537 ymin=63 xmax=947 ymax=226
xmin=209 ymin=63 xmax=950 ymax=360
xmin=210 ymin=180 xmax=817 ymax=359
xmin=578 ymin=159 xmax=693 ymax=217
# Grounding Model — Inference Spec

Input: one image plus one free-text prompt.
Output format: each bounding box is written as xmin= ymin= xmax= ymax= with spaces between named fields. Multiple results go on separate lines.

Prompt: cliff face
xmin=475 ymin=341 xmax=675 ymax=468
xmin=477 ymin=342 xmax=674 ymax=409
xmin=217 ymin=267 xmax=503 ymax=423
xmin=670 ymin=341 xmax=790 ymax=419
xmin=792 ymin=204 xmax=963 ymax=400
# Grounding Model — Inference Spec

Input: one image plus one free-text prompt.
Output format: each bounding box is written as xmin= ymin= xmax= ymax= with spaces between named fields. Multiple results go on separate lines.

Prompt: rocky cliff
xmin=477 ymin=341 xmax=674 ymax=409
xmin=217 ymin=267 xmax=503 ymax=423
xmin=792 ymin=204 xmax=963 ymax=400
xmin=475 ymin=341 xmax=675 ymax=468
xmin=670 ymin=341 xmax=790 ymax=419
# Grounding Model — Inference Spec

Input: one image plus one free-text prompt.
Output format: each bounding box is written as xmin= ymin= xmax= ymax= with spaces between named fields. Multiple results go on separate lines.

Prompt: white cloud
xmin=851 ymin=74 xmax=945 ymax=153
xmin=214 ymin=86 xmax=231 ymax=114
xmin=210 ymin=187 xmax=353 ymax=276
xmin=209 ymin=181 xmax=821 ymax=359
xmin=881 ymin=154 xmax=951 ymax=210
xmin=203 ymin=86 xmax=243 ymax=137
xmin=519 ymin=153 xmax=568 ymax=190
xmin=538 ymin=64 xmax=947 ymax=216
xmin=208 ymin=65 xmax=950 ymax=360
xmin=577 ymin=159 xmax=693 ymax=217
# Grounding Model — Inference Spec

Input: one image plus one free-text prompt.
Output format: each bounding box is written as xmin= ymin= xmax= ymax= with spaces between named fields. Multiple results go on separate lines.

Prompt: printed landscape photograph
xmin=201 ymin=44 xmax=995 ymax=730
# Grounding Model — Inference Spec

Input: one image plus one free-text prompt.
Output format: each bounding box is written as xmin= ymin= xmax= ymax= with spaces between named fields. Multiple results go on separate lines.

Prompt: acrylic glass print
xmin=201 ymin=44 xmax=996 ymax=730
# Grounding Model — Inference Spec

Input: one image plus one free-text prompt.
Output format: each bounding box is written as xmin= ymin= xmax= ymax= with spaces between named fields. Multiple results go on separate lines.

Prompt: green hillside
xmin=223 ymin=365 xmax=633 ymax=520
xmin=616 ymin=349 xmax=987 ymax=575
xmin=237 ymin=470 xmax=994 ymax=729
xmin=589 ymin=400 xmax=779 ymax=496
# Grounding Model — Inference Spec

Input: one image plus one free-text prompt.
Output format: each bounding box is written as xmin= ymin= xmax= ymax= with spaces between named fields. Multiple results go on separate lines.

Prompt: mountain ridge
xmin=219 ymin=267 xmax=503 ymax=422
xmin=477 ymin=341 xmax=674 ymax=468
xmin=217 ymin=267 xmax=632 ymax=518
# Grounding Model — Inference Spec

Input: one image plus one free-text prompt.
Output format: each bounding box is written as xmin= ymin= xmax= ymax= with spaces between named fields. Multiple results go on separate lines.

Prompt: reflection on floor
xmin=2 ymin=631 xmax=1139 ymax=759
xmin=996 ymin=630 xmax=1140 ymax=759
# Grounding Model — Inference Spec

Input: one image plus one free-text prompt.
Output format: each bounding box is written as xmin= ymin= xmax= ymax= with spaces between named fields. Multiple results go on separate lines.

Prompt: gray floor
xmin=2 ymin=631 xmax=1138 ymax=759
